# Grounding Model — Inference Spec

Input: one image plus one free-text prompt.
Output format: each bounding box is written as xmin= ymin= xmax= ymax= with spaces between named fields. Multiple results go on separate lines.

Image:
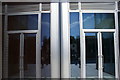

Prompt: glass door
xmin=84 ymin=32 xmax=116 ymax=78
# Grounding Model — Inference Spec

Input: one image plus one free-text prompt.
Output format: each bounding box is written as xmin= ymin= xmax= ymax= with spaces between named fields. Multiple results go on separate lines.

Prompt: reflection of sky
xmin=85 ymin=33 xmax=96 ymax=36
xmin=83 ymin=13 xmax=114 ymax=29
xmin=41 ymin=13 xmax=50 ymax=46
xmin=83 ymin=13 xmax=95 ymax=29
xmin=70 ymin=12 xmax=80 ymax=38
xmin=85 ymin=33 xmax=113 ymax=39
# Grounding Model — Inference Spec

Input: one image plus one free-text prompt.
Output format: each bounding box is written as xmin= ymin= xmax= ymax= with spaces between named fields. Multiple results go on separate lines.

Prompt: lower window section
xmin=24 ymin=34 xmax=36 ymax=78
xmin=102 ymin=33 xmax=115 ymax=78
xmin=85 ymin=33 xmax=98 ymax=78
xmin=8 ymin=34 xmax=20 ymax=78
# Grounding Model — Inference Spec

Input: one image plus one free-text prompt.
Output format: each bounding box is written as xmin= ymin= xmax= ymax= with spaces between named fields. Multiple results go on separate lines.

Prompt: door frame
xmin=3 ymin=3 xmax=60 ymax=78
xmin=61 ymin=2 xmax=119 ymax=78
xmin=83 ymin=30 xmax=117 ymax=78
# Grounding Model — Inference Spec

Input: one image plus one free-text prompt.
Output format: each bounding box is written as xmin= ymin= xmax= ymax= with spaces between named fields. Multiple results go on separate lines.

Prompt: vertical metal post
xmin=20 ymin=33 xmax=24 ymax=78
xmin=51 ymin=3 xmax=60 ymax=78
xmin=36 ymin=3 xmax=41 ymax=78
xmin=115 ymin=1 xmax=119 ymax=79
xmin=98 ymin=32 xmax=103 ymax=78
xmin=61 ymin=2 xmax=70 ymax=78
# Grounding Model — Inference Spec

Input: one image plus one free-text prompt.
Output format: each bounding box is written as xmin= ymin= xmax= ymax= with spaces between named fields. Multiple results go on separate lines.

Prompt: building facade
xmin=1 ymin=0 xmax=120 ymax=79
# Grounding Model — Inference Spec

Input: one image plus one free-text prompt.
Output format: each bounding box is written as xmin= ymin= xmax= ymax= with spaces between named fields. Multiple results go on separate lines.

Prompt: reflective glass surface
xmin=83 ymin=13 xmax=115 ymax=29
xmin=70 ymin=12 xmax=80 ymax=77
xmin=102 ymin=33 xmax=115 ymax=78
xmin=8 ymin=14 xmax=38 ymax=30
xmin=24 ymin=34 xmax=36 ymax=78
xmin=85 ymin=33 xmax=98 ymax=78
xmin=41 ymin=13 xmax=51 ymax=77
xmin=8 ymin=34 xmax=20 ymax=78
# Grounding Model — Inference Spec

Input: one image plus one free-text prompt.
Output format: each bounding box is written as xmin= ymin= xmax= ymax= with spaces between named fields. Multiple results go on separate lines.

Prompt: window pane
xmin=83 ymin=13 xmax=115 ymax=29
xmin=8 ymin=14 xmax=38 ymax=30
xmin=102 ymin=33 xmax=115 ymax=78
xmin=8 ymin=34 xmax=20 ymax=78
xmin=70 ymin=12 xmax=80 ymax=77
xmin=41 ymin=13 xmax=51 ymax=77
xmin=85 ymin=33 xmax=98 ymax=78
xmin=24 ymin=34 xmax=36 ymax=78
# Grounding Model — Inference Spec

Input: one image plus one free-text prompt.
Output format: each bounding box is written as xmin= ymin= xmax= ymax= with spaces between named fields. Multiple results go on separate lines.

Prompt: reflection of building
xmin=41 ymin=38 xmax=50 ymax=67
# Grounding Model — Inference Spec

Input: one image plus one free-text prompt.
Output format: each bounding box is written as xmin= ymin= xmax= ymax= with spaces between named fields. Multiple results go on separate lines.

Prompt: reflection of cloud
xmin=83 ymin=14 xmax=94 ymax=23
xmin=42 ymin=22 xmax=50 ymax=28
xmin=70 ymin=21 xmax=79 ymax=28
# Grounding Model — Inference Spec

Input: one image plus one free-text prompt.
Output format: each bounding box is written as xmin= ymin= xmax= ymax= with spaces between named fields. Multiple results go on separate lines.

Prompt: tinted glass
xmin=83 ymin=13 xmax=115 ymax=29
xmin=102 ymin=33 xmax=115 ymax=78
xmin=8 ymin=14 xmax=38 ymax=30
xmin=70 ymin=12 xmax=80 ymax=77
xmin=8 ymin=34 xmax=20 ymax=78
xmin=41 ymin=13 xmax=51 ymax=77
xmin=24 ymin=34 xmax=36 ymax=78
xmin=85 ymin=33 xmax=98 ymax=78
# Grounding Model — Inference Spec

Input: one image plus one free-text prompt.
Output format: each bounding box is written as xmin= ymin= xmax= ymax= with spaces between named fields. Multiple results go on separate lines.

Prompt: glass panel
xmin=24 ymin=34 xmax=36 ymax=78
xmin=70 ymin=3 xmax=78 ymax=10
xmin=8 ymin=14 xmax=38 ymax=30
xmin=8 ymin=34 xmax=20 ymax=78
xmin=102 ymin=33 xmax=115 ymax=78
xmin=41 ymin=13 xmax=51 ymax=77
xmin=85 ymin=33 xmax=98 ymax=78
xmin=70 ymin=12 xmax=80 ymax=78
xmin=83 ymin=13 xmax=115 ymax=29
xmin=42 ymin=3 xmax=50 ymax=11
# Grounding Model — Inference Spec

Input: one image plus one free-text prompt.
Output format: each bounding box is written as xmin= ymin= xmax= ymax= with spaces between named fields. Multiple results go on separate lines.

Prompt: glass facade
xmin=2 ymin=2 xmax=120 ymax=79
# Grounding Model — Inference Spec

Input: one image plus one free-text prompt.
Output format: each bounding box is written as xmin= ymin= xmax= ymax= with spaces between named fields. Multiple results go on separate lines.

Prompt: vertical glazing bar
xmin=20 ymin=33 xmax=24 ymax=78
xmin=99 ymin=32 xmax=103 ymax=78
xmin=3 ymin=4 xmax=8 ymax=78
xmin=115 ymin=1 xmax=119 ymax=79
xmin=36 ymin=3 xmax=41 ymax=78
xmin=61 ymin=2 xmax=70 ymax=78
xmin=51 ymin=3 xmax=60 ymax=78
xmin=97 ymin=32 xmax=103 ymax=78
xmin=80 ymin=5 xmax=86 ymax=77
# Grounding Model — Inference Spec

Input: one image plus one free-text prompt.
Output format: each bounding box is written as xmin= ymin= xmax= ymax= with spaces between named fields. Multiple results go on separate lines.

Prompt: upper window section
xmin=83 ymin=13 xmax=115 ymax=29
xmin=7 ymin=3 xmax=39 ymax=13
xmin=42 ymin=3 xmax=50 ymax=11
xmin=81 ymin=3 xmax=115 ymax=10
xmin=8 ymin=14 xmax=38 ymax=30
xmin=70 ymin=3 xmax=79 ymax=10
